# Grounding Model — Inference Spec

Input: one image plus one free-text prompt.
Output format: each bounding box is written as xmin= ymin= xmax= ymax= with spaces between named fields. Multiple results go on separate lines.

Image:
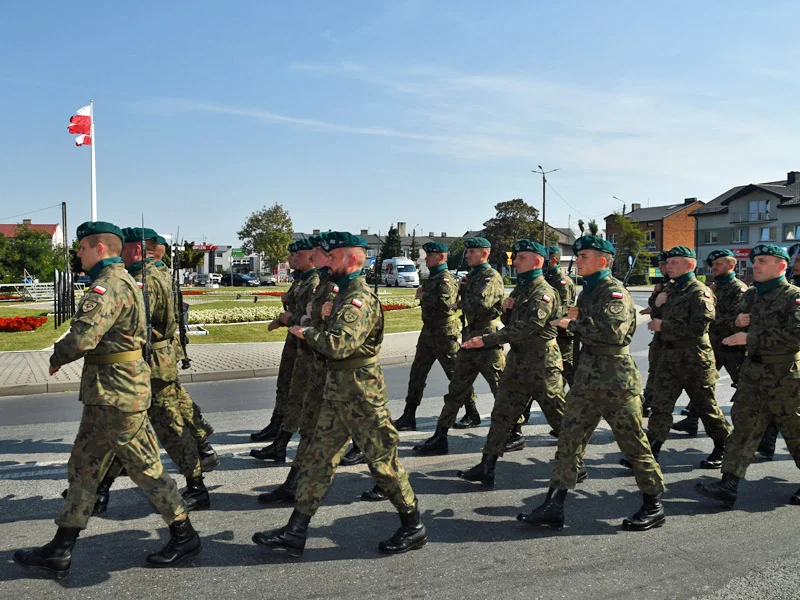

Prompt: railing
xmin=54 ymin=270 xmax=77 ymax=327
xmin=730 ymin=212 xmax=776 ymax=223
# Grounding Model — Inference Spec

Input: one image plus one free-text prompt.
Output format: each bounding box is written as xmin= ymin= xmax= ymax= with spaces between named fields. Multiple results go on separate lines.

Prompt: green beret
xmin=288 ymin=242 xmax=297 ymax=253
xmin=121 ymin=227 xmax=157 ymax=244
xmin=76 ymin=221 xmax=124 ymax=244
xmin=308 ymin=234 xmax=322 ymax=248
xmin=294 ymin=238 xmax=313 ymax=251
xmin=320 ymin=231 xmax=370 ymax=252
xmin=156 ymin=235 xmax=168 ymax=246
xmin=705 ymin=248 xmax=734 ymax=266
xmin=749 ymin=244 xmax=790 ymax=262
xmin=512 ymin=238 xmax=547 ymax=256
xmin=422 ymin=241 xmax=448 ymax=253
xmin=464 ymin=237 xmax=491 ymax=249
xmin=547 ymin=245 xmax=561 ymax=256
xmin=664 ymin=245 xmax=696 ymax=259
xmin=573 ymin=235 xmax=615 ymax=256
xmin=656 ymin=251 xmax=666 ymax=263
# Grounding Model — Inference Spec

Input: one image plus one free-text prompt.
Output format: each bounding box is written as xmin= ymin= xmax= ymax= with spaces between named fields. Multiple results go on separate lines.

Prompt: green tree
xmin=614 ymin=215 xmax=652 ymax=280
xmin=588 ymin=219 xmax=600 ymax=236
xmin=409 ymin=230 xmax=419 ymax=261
xmin=482 ymin=198 xmax=559 ymax=270
xmin=446 ymin=238 xmax=466 ymax=272
xmin=176 ymin=242 xmax=206 ymax=270
xmin=1 ymin=224 xmax=66 ymax=281
xmin=379 ymin=225 xmax=402 ymax=264
xmin=237 ymin=203 xmax=293 ymax=270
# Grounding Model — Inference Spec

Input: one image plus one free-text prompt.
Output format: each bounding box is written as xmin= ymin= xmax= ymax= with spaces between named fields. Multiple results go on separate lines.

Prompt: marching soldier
xmin=672 ymin=249 xmax=747 ymax=435
xmin=251 ymin=242 xmax=300 ymax=442
xmin=544 ymin=245 xmax=576 ymax=387
xmin=456 ymin=239 xmax=566 ymax=486
xmin=14 ymin=222 xmax=200 ymax=578
xmin=412 ymin=237 xmax=506 ymax=455
xmin=696 ymin=244 xmax=800 ymax=508
xmin=252 ymin=232 xmax=427 ymax=556
xmin=639 ymin=251 xmax=670 ymax=417
xmin=632 ymin=246 xmax=731 ymax=470
xmin=391 ymin=241 xmax=476 ymax=431
xmin=517 ymin=235 xmax=665 ymax=532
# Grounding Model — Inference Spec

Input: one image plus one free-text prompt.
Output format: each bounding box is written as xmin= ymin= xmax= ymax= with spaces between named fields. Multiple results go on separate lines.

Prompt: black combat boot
xmin=757 ymin=422 xmax=779 ymax=460
xmin=503 ymin=423 xmax=526 ymax=453
xmin=621 ymin=493 xmax=666 ymax=531
xmin=378 ymin=506 xmax=428 ymax=554
xmin=789 ymin=486 xmax=800 ymax=505
xmin=258 ymin=465 xmax=299 ymax=504
xmin=412 ymin=426 xmax=449 ymax=455
xmin=340 ymin=443 xmax=366 ymax=466
xmin=620 ymin=440 xmax=662 ymax=469
xmin=252 ymin=509 xmax=311 ymax=557
xmin=577 ymin=466 xmax=589 ymax=483
xmin=251 ymin=414 xmax=283 ymax=442
xmin=699 ymin=441 xmax=725 ymax=469
xmin=360 ymin=484 xmax=388 ymax=502
xmin=197 ymin=413 xmax=215 ymax=438
xmin=198 ymin=437 xmax=221 ymax=472
xmin=250 ymin=430 xmax=292 ymax=463
xmin=93 ymin=473 xmax=115 ymax=516
xmin=145 ymin=517 xmax=201 ymax=567
xmin=453 ymin=398 xmax=481 ymax=429
xmin=517 ymin=488 xmax=567 ymax=529
xmin=392 ymin=405 xmax=417 ymax=431
xmin=456 ymin=454 xmax=497 ymax=487
xmin=182 ymin=476 xmax=211 ymax=511
xmin=671 ymin=405 xmax=699 ymax=436
xmin=695 ymin=472 xmax=740 ymax=508
xmin=13 ymin=526 xmax=80 ymax=579
xmin=641 ymin=391 xmax=652 ymax=418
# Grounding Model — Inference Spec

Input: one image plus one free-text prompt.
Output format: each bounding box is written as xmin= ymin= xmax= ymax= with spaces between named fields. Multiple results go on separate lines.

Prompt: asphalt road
xmin=2 ymin=294 xmax=799 ymax=599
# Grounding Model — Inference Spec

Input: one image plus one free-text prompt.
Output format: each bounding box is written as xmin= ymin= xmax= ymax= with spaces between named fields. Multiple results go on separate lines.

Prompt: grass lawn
xmin=0 ymin=306 xmax=69 ymax=351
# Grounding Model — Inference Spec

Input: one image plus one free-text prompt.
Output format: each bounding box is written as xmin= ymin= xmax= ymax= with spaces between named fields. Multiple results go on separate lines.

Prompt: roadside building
xmin=604 ymin=199 xmax=703 ymax=257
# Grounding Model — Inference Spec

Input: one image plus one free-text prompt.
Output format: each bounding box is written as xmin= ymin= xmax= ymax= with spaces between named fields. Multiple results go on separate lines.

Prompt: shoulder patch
xmin=342 ymin=309 xmax=359 ymax=323
xmin=703 ymin=290 xmax=711 ymax=298
xmin=560 ymin=280 xmax=566 ymax=286
xmin=611 ymin=291 xmax=624 ymax=299
xmin=537 ymin=307 xmax=548 ymax=320
xmin=608 ymin=303 xmax=624 ymax=314
xmin=795 ymin=298 xmax=800 ymax=305
xmin=484 ymin=277 xmax=491 ymax=283
xmin=541 ymin=294 xmax=551 ymax=303
xmin=136 ymin=282 xmax=143 ymax=289
xmin=332 ymin=285 xmax=339 ymax=294
xmin=93 ymin=285 xmax=107 ymax=295
xmin=351 ymin=298 xmax=363 ymax=308
xmin=740 ymin=287 xmax=747 ymax=293
xmin=442 ymin=278 xmax=450 ymax=283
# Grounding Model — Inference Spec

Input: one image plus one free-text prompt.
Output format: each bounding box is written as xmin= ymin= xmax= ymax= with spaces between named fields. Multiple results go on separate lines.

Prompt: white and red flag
xmin=74 ymin=135 xmax=92 ymax=146
xmin=68 ymin=106 xmax=91 ymax=135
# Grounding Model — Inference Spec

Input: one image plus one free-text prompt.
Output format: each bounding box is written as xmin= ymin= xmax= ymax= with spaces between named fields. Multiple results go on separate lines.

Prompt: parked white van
xmin=382 ymin=257 xmax=420 ymax=287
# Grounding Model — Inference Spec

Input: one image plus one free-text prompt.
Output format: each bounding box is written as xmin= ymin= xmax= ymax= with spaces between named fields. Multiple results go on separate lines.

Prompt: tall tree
xmin=237 ymin=203 xmax=293 ymax=270
xmin=613 ymin=215 xmax=652 ymax=279
xmin=177 ymin=242 xmax=206 ymax=270
xmin=0 ymin=224 xmax=66 ymax=281
xmin=379 ymin=225 xmax=402 ymax=265
xmin=446 ymin=238 xmax=466 ymax=272
xmin=409 ymin=230 xmax=419 ymax=261
xmin=482 ymin=198 xmax=559 ymax=270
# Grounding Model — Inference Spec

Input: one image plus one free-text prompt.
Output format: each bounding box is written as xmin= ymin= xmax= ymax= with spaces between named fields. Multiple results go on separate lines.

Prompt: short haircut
xmin=85 ymin=233 xmax=122 ymax=256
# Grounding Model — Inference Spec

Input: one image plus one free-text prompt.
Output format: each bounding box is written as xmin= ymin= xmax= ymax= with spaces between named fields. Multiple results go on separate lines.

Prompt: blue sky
xmin=2 ymin=1 xmax=799 ymax=245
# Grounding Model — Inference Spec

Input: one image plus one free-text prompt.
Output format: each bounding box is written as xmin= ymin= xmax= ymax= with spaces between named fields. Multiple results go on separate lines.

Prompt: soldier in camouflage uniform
xmin=391 ymin=241 xmax=475 ymax=431
xmin=412 ymin=237 xmax=506 ymax=456
xmin=517 ymin=235 xmax=666 ymax=532
xmin=457 ymin=239 xmax=566 ymax=487
xmin=544 ymin=245 xmax=576 ymax=388
xmin=696 ymin=244 xmax=800 ymax=508
xmin=639 ymin=251 xmax=669 ymax=417
xmin=252 ymin=232 xmax=427 ymax=556
xmin=14 ymin=222 xmax=200 ymax=579
xmin=154 ymin=235 xmax=219 ymax=472
xmin=252 ymin=238 xmax=319 ymax=462
xmin=673 ymin=249 xmax=747 ymax=435
xmin=251 ymin=242 xmax=300 ymax=443
xmin=638 ymin=246 xmax=731 ymax=470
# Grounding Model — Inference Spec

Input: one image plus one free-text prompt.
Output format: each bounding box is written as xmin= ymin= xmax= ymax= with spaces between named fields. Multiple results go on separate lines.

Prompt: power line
xmin=544 ymin=181 xmax=599 ymax=222
xmin=0 ymin=203 xmax=63 ymax=222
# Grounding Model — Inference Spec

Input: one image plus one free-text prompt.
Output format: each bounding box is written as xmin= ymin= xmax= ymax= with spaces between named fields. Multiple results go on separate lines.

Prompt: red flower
xmin=0 ymin=316 xmax=48 ymax=332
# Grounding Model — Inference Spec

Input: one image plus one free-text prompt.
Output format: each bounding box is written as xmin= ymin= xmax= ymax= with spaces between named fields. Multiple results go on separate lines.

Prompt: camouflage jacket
xmin=51 ymin=260 xmax=152 ymax=412
xmin=484 ymin=273 xmax=561 ymax=365
xmin=738 ymin=278 xmax=800 ymax=359
xmin=420 ymin=265 xmax=459 ymax=329
xmin=308 ymin=269 xmax=339 ymax=330
xmin=129 ymin=259 xmax=178 ymax=382
xmin=647 ymin=280 xmax=673 ymax=318
xmin=545 ymin=267 xmax=576 ymax=337
xmin=289 ymin=268 xmax=320 ymax=327
xmin=458 ymin=262 xmax=504 ymax=339
xmin=567 ymin=273 xmax=640 ymax=393
xmin=659 ymin=275 xmax=715 ymax=355
xmin=709 ymin=274 xmax=748 ymax=344
xmin=304 ymin=273 xmax=383 ymax=363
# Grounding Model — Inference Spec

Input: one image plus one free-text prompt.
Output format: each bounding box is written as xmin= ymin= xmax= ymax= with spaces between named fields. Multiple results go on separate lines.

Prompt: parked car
xmin=195 ymin=274 xmax=209 ymax=286
xmin=221 ymin=273 xmax=259 ymax=287
xmin=75 ymin=274 xmax=91 ymax=285
xmin=382 ymin=257 xmax=420 ymax=287
xmin=259 ymin=274 xmax=277 ymax=286
xmin=208 ymin=273 xmax=222 ymax=283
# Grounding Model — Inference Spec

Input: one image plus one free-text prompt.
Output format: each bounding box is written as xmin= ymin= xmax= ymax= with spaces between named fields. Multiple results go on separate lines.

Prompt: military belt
xmin=424 ymin=313 xmax=459 ymax=329
xmin=84 ymin=349 xmax=143 ymax=365
xmin=151 ymin=339 xmax=171 ymax=350
xmin=512 ymin=338 xmax=558 ymax=352
xmin=327 ymin=355 xmax=379 ymax=371
xmin=661 ymin=337 xmax=706 ymax=350
xmin=747 ymin=352 xmax=800 ymax=365
xmin=468 ymin=318 xmax=500 ymax=331
xmin=581 ymin=345 xmax=630 ymax=356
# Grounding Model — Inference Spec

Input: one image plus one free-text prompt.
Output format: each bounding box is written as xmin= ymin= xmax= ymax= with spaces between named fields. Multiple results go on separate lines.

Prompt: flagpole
xmin=90 ymin=100 xmax=97 ymax=221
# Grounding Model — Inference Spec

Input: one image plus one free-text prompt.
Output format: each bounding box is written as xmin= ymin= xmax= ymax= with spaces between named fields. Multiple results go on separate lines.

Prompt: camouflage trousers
xmin=272 ymin=334 xmax=298 ymax=419
xmin=437 ymin=345 xmax=506 ymax=429
xmin=557 ymin=333 xmax=575 ymax=388
xmin=293 ymin=355 xmax=328 ymax=471
xmin=484 ymin=346 xmax=565 ymax=456
xmin=57 ymin=405 xmax=185 ymax=529
xmin=280 ymin=344 xmax=313 ymax=434
xmin=176 ymin=384 xmax=213 ymax=443
xmin=148 ymin=379 xmax=203 ymax=479
xmin=644 ymin=334 xmax=662 ymax=396
xmin=550 ymin=388 xmax=665 ymax=494
xmin=295 ymin=364 xmax=416 ymax=516
xmin=405 ymin=323 xmax=467 ymax=406
xmin=713 ymin=344 xmax=745 ymax=386
xmin=723 ymin=362 xmax=800 ymax=478
xmin=648 ymin=350 xmax=731 ymax=444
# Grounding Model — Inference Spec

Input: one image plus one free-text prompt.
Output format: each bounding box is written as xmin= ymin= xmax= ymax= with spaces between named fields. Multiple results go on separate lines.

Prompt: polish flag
xmin=68 ymin=106 xmax=91 ymax=135
xmin=75 ymin=135 xmax=92 ymax=146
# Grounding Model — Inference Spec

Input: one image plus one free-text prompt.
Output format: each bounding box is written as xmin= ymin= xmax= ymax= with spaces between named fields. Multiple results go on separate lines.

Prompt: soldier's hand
xmin=639 ymin=306 xmax=652 ymax=315
xmin=567 ymin=306 xmax=580 ymax=320
xmin=49 ymin=365 xmax=60 ymax=376
xmin=321 ymin=301 xmax=333 ymax=318
xmin=300 ymin=315 xmax=311 ymax=326
xmin=723 ymin=332 xmax=748 ymax=346
xmin=551 ymin=318 xmax=570 ymax=329
xmin=279 ymin=311 xmax=292 ymax=325
xmin=648 ymin=318 xmax=662 ymax=332
xmin=461 ymin=336 xmax=485 ymax=349
xmin=655 ymin=292 xmax=669 ymax=307
xmin=502 ymin=296 xmax=516 ymax=311
xmin=415 ymin=287 xmax=424 ymax=300
xmin=289 ymin=325 xmax=306 ymax=339
xmin=735 ymin=313 xmax=751 ymax=328
xmin=306 ymin=301 xmax=313 ymax=315
xmin=267 ymin=319 xmax=281 ymax=331
xmin=281 ymin=292 xmax=290 ymax=303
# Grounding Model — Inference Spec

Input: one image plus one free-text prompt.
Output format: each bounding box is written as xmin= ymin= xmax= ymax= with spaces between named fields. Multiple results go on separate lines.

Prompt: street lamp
xmin=531 ymin=165 xmax=560 ymax=246
xmin=613 ymin=196 xmax=626 ymax=216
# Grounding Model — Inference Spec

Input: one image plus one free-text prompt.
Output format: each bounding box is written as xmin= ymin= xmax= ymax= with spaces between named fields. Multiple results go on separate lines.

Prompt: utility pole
xmin=613 ymin=196 xmax=626 ymax=216
xmin=532 ymin=165 xmax=559 ymax=246
xmin=61 ymin=201 xmax=69 ymax=272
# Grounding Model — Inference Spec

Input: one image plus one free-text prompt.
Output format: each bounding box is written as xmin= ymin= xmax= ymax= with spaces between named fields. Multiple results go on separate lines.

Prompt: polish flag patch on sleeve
xmin=93 ymin=285 xmax=107 ymax=295
xmin=560 ymin=280 xmax=566 ymax=286
xmin=484 ymin=277 xmax=491 ymax=283
xmin=442 ymin=278 xmax=450 ymax=283
xmin=795 ymin=297 xmax=800 ymax=305
xmin=703 ymin=291 xmax=711 ymax=298
xmin=612 ymin=291 xmax=624 ymax=299
xmin=136 ymin=282 xmax=143 ymax=289
xmin=351 ymin=298 xmax=363 ymax=308
xmin=542 ymin=294 xmax=551 ymax=303
xmin=332 ymin=285 xmax=339 ymax=293
xmin=740 ymin=287 xmax=747 ymax=293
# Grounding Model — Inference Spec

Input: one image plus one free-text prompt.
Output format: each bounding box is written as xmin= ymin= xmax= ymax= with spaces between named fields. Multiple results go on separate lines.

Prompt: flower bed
xmin=0 ymin=316 xmax=48 ymax=332
xmin=188 ymin=306 xmax=282 ymax=325
xmin=383 ymin=303 xmax=417 ymax=312
xmin=182 ymin=290 xmax=204 ymax=296
xmin=0 ymin=294 xmax=22 ymax=300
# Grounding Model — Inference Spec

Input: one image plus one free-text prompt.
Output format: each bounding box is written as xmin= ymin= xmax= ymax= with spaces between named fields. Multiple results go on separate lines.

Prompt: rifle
xmin=456 ymin=247 xmax=468 ymax=329
xmin=141 ymin=217 xmax=153 ymax=365
xmin=173 ymin=234 xmax=191 ymax=369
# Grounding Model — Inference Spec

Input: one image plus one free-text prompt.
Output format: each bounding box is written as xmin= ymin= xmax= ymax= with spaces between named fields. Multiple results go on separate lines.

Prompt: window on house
xmin=738 ymin=260 xmax=748 ymax=276
xmin=760 ymin=226 xmax=777 ymax=241
xmin=749 ymin=199 xmax=769 ymax=221
xmin=703 ymin=230 xmax=718 ymax=244
xmin=608 ymin=233 xmax=617 ymax=244
xmin=785 ymin=224 xmax=800 ymax=240
xmin=366 ymin=249 xmax=376 ymax=258
xmin=216 ymin=251 xmax=223 ymax=258
xmin=644 ymin=230 xmax=656 ymax=242
xmin=732 ymin=228 xmax=748 ymax=243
